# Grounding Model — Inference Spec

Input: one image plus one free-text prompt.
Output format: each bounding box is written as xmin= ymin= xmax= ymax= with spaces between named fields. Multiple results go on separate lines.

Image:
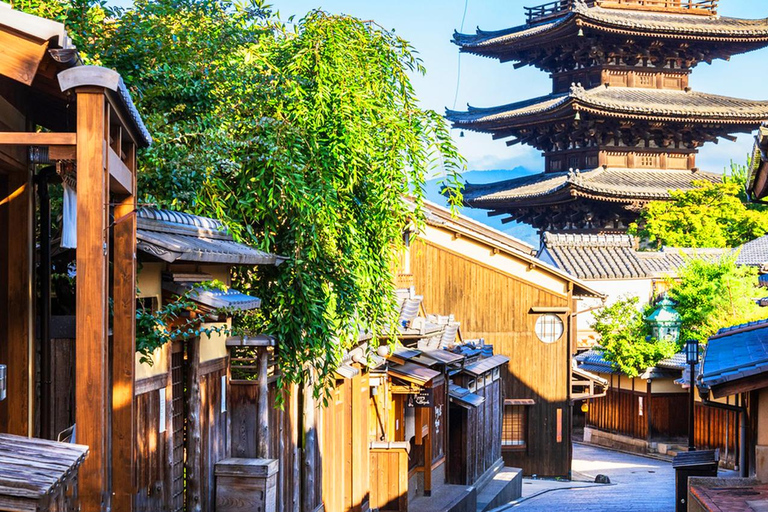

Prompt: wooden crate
xmin=215 ymin=458 xmax=278 ymax=512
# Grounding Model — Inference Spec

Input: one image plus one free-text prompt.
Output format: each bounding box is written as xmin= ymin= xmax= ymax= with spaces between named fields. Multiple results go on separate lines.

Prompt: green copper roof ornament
xmin=646 ymin=294 xmax=682 ymax=343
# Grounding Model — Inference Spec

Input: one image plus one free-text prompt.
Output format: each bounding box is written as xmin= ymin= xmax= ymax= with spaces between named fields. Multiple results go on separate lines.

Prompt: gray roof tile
xmin=540 ymin=232 xmax=727 ymax=280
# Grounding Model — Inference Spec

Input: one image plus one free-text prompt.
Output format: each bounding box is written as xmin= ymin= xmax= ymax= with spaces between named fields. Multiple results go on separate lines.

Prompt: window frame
xmin=502 ymin=401 xmax=530 ymax=452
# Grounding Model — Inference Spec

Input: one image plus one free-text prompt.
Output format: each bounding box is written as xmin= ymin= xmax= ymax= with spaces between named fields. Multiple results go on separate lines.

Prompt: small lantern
xmin=685 ymin=339 xmax=700 ymax=365
xmin=581 ymin=401 xmax=589 ymax=413
xmin=646 ymin=295 xmax=682 ymax=343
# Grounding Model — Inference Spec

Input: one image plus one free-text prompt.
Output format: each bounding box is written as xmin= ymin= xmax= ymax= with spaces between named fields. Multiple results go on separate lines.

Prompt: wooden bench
xmin=0 ymin=433 xmax=88 ymax=512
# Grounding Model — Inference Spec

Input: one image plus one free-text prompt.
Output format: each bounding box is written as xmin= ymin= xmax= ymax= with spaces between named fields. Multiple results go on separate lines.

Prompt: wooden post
xmin=258 ymin=348 xmax=270 ymax=459
xmin=75 ymin=89 xmax=109 ymax=511
xmin=646 ymin=380 xmax=653 ymax=443
xmin=291 ymin=384 xmax=300 ymax=512
xmin=5 ymin=169 xmax=33 ymax=437
xmin=112 ymin=135 xmax=137 ymax=512
xmin=301 ymin=374 xmax=317 ymax=512
xmin=424 ymin=407 xmax=432 ymax=497
xmin=186 ymin=336 xmax=203 ymax=512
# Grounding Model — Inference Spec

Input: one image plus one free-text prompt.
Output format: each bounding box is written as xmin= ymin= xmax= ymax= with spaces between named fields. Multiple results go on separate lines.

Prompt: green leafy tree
xmin=667 ymin=255 xmax=766 ymax=343
xmin=631 ymin=159 xmax=768 ymax=249
xmin=591 ymin=296 xmax=678 ymax=378
xmin=16 ymin=0 xmax=465 ymax=393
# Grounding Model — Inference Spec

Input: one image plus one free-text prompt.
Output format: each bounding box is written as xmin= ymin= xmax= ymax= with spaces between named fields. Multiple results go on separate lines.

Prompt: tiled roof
xmin=137 ymin=208 xmax=286 ymax=266
xmin=540 ymin=232 xmax=727 ymax=280
xmin=700 ymin=319 xmax=768 ymax=390
xmin=453 ymin=4 xmax=768 ymax=52
xmin=576 ymin=348 xmax=688 ymax=378
xmin=447 ymin=85 xmax=768 ymax=129
xmin=736 ymin=234 xmax=768 ymax=267
xmin=463 ymin=167 xmax=721 ymax=209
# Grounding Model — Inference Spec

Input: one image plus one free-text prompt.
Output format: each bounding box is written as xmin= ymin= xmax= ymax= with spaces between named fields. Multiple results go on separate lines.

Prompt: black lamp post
xmin=686 ymin=339 xmax=700 ymax=452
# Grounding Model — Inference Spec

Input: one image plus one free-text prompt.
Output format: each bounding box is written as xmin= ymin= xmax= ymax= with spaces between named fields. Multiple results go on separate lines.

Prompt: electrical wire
xmin=452 ymin=0 xmax=470 ymax=110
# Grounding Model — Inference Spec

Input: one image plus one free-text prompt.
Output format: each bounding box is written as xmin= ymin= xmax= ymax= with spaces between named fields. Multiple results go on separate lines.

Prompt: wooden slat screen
xmin=502 ymin=404 xmax=527 ymax=449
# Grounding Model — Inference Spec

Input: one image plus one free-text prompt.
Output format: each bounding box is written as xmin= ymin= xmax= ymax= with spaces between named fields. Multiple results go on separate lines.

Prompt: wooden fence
xmin=586 ymin=387 xmax=738 ymax=464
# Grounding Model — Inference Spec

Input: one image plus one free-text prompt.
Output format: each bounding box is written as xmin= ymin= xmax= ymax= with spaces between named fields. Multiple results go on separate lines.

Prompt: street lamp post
xmin=686 ymin=339 xmax=699 ymax=452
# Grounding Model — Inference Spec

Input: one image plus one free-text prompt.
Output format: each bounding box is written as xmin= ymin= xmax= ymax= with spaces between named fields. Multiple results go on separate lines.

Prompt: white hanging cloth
xmin=61 ymin=181 xmax=77 ymax=249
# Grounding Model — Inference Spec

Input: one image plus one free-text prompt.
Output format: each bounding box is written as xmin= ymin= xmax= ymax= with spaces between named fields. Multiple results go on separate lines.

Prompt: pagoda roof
xmin=454 ymin=2 xmax=768 ymax=64
xmin=447 ymin=85 xmax=768 ymax=133
xmin=463 ymin=167 xmax=721 ymax=209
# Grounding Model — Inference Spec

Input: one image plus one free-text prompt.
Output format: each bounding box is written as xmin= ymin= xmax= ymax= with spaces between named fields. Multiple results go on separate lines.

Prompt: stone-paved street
xmin=510 ymin=443 xmax=731 ymax=512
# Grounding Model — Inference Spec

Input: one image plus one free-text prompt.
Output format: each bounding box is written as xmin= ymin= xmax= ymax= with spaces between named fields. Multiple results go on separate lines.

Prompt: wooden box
xmin=215 ymin=458 xmax=278 ymax=512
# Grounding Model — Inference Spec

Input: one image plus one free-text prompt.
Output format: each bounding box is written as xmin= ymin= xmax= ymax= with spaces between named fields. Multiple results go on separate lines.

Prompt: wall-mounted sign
xmin=413 ymin=388 xmax=433 ymax=408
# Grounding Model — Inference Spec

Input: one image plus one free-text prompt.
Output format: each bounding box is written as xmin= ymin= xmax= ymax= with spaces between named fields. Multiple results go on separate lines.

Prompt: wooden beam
xmin=111 ymin=141 xmax=136 ymax=512
xmin=0 ymin=132 xmax=76 ymax=146
xmin=75 ymin=90 xmax=109 ymax=511
xmin=186 ymin=334 xmax=203 ymax=512
xmin=108 ymin=145 xmax=133 ymax=195
xmin=257 ymin=347 xmax=270 ymax=459
xmin=712 ymin=373 xmax=768 ymax=399
xmin=0 ymin=30 xmax=48 ymax=86
xmin=4 ymin=170 xmax=33 ymax=436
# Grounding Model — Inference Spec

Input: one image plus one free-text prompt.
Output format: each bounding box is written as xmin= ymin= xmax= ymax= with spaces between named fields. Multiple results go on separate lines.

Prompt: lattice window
xmin=502 ymin=404 xmax=528 ymax=450
xmin=637 ymin=73 xmax=653 ymax=87
xmin=639 ymin=154 xmax=656 ymax=167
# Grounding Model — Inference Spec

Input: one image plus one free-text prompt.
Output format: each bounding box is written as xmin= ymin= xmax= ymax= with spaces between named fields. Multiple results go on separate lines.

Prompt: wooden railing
xmin=525 ymin=0 xmax=718 ymax=23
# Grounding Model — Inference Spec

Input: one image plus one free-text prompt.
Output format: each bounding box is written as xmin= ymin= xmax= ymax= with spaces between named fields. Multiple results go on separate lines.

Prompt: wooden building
xmin=403 ymin=201 xmax=604 ymax=477
xmin=576 ymin=349 xmax=740 ymax=467
xmin=448 ymin=0 xmax=768 ymax=234
xmin=689 ymin=319 xmax=768 ymax=510
xmin=0 ymin=6 xmax=151 ymax=510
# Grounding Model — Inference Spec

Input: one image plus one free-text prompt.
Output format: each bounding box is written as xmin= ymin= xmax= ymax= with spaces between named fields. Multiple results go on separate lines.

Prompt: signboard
xmin=413 ymin=388 xmax=433 ymax=408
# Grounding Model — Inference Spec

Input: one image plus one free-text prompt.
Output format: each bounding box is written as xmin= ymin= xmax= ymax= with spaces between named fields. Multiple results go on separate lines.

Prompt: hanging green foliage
xmin=591 ymin=296 xmax=678 ymax=378
xmin=18 ymin=0 xmax=465 ymax=395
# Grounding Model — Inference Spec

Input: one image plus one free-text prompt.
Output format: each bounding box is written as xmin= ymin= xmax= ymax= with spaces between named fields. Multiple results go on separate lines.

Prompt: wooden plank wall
xmin=134 ymin=381 xmax=172 ymax=512
xmin=586 ymin=387 xmax=648 ymax=439
xmin=199 ymin=360 xmax=229 ymax=512
xmin=586 ymin=386 xmax=736 ymax=460
xmin=369 ymin=449 xmax=408 ymax=512
xmin=694 ymin=403 xmax=738 ymax=464
xmin=230 ymin=380 xmax=317 ymax=512
xmin=411 ymin=240 xmax=572 ymax=477
xmin=447 ymin=378 xmax=501 ymax=486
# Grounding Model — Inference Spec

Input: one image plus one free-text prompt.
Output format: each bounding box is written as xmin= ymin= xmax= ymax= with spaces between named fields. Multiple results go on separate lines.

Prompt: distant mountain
xmin=425 ymin=167 xmax=540 ymax=247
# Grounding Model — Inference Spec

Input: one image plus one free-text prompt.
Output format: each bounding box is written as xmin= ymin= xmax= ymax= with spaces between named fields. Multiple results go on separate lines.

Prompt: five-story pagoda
xmin=448 ymin=0 xmax=768 ymax=234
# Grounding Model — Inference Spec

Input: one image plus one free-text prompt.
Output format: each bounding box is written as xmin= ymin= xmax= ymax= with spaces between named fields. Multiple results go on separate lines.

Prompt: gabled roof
xmin=137 ymin=208 xmax=286 ymax=266
xmin=454 ymin=2 xmax=768 ymax=62
xmin=541 ymin=232 xmax=727 ymax=280
xmin=699 ymin=319 xmax=768 ymax=394
xmin=421 ymin=200 xmax=604 ymax=298
xmin=463 ymin=167 xmax=721 ymax=210
xmin=447 ymin=85 xmax=768 ymax=133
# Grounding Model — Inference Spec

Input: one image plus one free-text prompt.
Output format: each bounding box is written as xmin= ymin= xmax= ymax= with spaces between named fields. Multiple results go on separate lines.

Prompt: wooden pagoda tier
xmin=447 ymin=84 xmax=768 ymax=173
xmin=462 ymin=166 xmax=721 ymax=233
xmin=454 ymin=1 xmax=768 ymax=74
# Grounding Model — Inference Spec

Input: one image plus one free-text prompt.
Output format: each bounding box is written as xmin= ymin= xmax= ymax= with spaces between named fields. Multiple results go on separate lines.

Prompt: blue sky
xmin=265 ymin=0 xmax=766 ymax=176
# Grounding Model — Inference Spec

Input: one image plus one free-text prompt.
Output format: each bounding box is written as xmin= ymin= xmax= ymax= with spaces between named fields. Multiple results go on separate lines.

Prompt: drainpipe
xmin=35 ymin=165 xmax=57 ymax=440
xmin=699 ymin=393 xmax=747 ymax=477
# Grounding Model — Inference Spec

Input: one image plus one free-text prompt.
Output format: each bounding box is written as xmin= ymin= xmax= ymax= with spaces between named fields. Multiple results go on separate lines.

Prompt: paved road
xmin=513 ymin=444 xmax=678 ymax=512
